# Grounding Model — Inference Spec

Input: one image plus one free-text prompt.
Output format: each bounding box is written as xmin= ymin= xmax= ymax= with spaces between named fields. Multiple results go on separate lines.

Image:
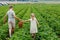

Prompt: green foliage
xmin=0 ymin=4 xmax=60 ymax=40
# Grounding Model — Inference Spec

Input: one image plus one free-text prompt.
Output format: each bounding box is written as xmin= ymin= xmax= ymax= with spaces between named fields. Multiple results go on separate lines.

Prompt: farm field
xmin=0 ymin=4 xmax=60 ymax=40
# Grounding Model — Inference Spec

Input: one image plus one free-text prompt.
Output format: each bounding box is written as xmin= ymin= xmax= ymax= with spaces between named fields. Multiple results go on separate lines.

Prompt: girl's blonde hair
xmin=31 ymin=13 xmax=35 ymax=17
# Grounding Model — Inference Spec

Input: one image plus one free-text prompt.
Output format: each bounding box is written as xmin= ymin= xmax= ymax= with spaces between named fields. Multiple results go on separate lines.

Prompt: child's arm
xmin=4 ymin=14 xmax=7 ymax=23
xmin=36 ymin=20 xmax=39 ymax=25
xmin=37 ymin=21 xmax=40 ymax=28
xmin=14 ymin=15 xmax=21 ymax=21
xmin=36 ymin=19 xmax=40 ymax=27
xmin=24 ymin=19 xmax=30 ymax=22
xmin=12 ymin=11 xmax=22 ymax=21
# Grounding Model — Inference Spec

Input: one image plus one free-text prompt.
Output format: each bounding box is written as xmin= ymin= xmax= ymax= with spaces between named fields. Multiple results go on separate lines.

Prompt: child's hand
xmin=38 ymin=24 xmax=41 ymax=28
xmin=23 ymin=20 xmax=26 ymax=22
xmin=24 ymin=20 xmax=30 ymax=22
xmin=22 ymin=20 xmax=25 ymax=22
xmin=24 ymin=20 xmax=26 ymax=22
xmin=19 ymin=19 xmax=24 ymax=22
xmin=4 ymin=19 xmax=6 ymax=24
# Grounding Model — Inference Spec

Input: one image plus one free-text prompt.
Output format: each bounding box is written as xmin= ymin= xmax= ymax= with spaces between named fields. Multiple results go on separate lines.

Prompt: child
xmin=25 ymin=13 xmax=39 ymax=40
xmin=4 ymin=6 xmax=21 ymax=37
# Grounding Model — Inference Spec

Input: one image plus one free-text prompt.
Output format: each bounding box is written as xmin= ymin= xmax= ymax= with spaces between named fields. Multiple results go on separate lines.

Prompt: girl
xmin=25 ymin=13 xmax=39 ymax=40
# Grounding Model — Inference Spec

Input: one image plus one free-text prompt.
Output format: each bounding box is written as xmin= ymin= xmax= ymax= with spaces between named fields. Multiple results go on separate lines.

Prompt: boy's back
xmin=7 ymin=9 xmax=15 ymax=22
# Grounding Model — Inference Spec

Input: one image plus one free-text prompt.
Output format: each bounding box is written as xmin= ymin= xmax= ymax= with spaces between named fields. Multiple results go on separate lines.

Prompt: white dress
xmin=30 ymin=18 xmax=38 ymax=33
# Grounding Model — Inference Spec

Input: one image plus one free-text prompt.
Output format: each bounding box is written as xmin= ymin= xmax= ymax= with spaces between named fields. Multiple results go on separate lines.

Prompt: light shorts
xmin=8 ymin=20 xmax=15 ymax=29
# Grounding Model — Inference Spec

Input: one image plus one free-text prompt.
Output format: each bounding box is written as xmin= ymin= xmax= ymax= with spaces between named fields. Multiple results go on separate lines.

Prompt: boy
xmin=4 ymin=6 xmax=21 ymax=37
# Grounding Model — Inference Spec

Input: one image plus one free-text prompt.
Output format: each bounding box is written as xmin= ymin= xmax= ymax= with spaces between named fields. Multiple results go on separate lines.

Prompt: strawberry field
xmin=0 ymin=4 xmax=60 ymax=40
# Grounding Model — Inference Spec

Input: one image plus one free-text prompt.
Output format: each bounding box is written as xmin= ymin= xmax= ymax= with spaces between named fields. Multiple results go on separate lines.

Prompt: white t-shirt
xmin=6 ymin=9 xmax=15 ymax=22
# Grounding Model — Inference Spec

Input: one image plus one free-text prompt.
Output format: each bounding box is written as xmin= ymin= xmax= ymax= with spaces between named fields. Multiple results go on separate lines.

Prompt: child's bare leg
xmin=11 ymin=27 xmax=14 ymax=34
xmin=11 ymin=22 xmax=15 ymax=34
xmin=9 ymin=28 xmax=11 ymax=37
xmin=33 ymin=33 xmax=36 ymax=40
xmin=8 ymin=22 xmax=12 ymax=38
xmin=32 ymin=33 xmax=36 ymax=40
xmin=9 ymin=22 xmax=14 ymax=38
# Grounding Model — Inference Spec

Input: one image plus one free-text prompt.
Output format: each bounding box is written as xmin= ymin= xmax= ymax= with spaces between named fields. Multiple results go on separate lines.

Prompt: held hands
xmin=19 ymin=19 xmax=25 ymax=23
